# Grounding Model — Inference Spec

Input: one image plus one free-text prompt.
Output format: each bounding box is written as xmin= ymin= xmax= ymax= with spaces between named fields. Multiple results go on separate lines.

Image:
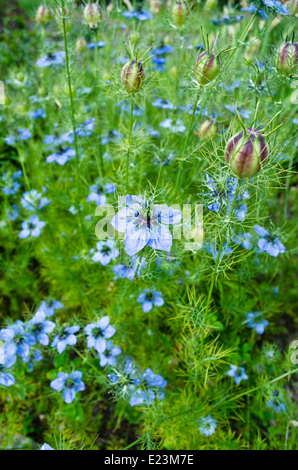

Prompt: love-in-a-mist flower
xmin=46 ymin=147 xmax=75 ymax=165
xmin=195 ymin=51 xmax=220 ymax=85
xmin=226 ymin=365 xmax=248 ymax=385
xmin=122 ymin=9 xmax=153 ymax=21
xmin=98 ymin=341 xmax=122 ymax=367
xmin=276 ymin=42 xmax=298 ymax=76
xmin=197 ymin=415 xmax=217 ymax=437
xmin=171 ymin=1 xmax=189 ymax=27
xmin=267 ymin=391 xmax=287 ymax=412
xmin=261 ymin=0 xmax=289 ymax=15
xmin=160 ymin=118 xmax=186 ymax=133
xmin=51 ymin=326 xmax=80 ymax=354
xmin=245 ymin=311 xmax=269 ymax=334
xmin=0 ymin=320 xmax=35 ymax=360
xmin=5 ymin=129 xmax=32 ymax=145
xmin=233 ymin=232 xmax=253 ymax=250
xmin=91 ymin=240 xmax=119 ymax=266
xmin=35 ymin=51 xmax=65 ymax=67
xmin=50 ymin=371 xmax=85 ymax=404
xmin=121 ymin=60 xmax=145 ymax=94
xmin=27 ymin=311 xmax=55 ymax=346
xmin=137 ymin=289 xmax=164 ymax=313
xmin=35 ymin=300 xmax=64 ymax=318
xmin=111 ymin=195 xmax=182 ymax=256
xmin=20 ymin=189 xmax=51 ymax=211
xmin=19 ymin=215 xmax=46 ymax=239
xmin=113 ymin=255 xmax=146 ymax=281
xmin=254 ymin=225 xmax=285 ymax=257
xmin=22 ymin=349 xmax=43 ymax=372
xmin=85 ymin=316 xmax=116 ymax=353
xmin=40 ymin=443 xmax=54 ymax=450
xmin=225 ymin=128 xmax=268 ymax=178
xmin=86 ymin=184 xmax=107 ymax=206
xmin=0 ymin=347 xmax=15 ymax=387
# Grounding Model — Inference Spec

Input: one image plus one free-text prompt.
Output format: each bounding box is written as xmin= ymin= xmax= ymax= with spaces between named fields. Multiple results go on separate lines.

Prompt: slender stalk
xmin=125 ymin=99 xmax=134 ymax=192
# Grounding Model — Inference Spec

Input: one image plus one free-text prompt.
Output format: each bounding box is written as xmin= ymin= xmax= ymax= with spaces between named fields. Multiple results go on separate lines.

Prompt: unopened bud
xmin=130 ymin=31 xmax=140 ymax=46
xmin=83 ymin=3 xmax=103 ymax=29
xmin=76 ymin=37 xmax=87 ymax=54
xmin=171 ymin=1 xmax=189 ymax=27
xmin=206 ymin=0 xmax=217 ymax=11
xmin=197 ymin=119 xmax=218 ymax=140
xmin=36 ymin=5 xmax=51 ymax=24
xmin=276 ymin=42 xmax=298 ymax=76
xmin=195 ymin=51 xmax=220 ymax=85
xmin=121 ymin=60 xmax=145 ymax=94
xmin=225 ymin=128 xmax=269 ymax=178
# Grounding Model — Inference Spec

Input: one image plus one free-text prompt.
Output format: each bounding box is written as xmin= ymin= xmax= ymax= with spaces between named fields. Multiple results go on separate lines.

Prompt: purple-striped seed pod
xmin=276 ymin=42 xmax=298 ymax=76
xmin=36 ymin=5 xmax=51 ymax=24
xmin=83 ymin=3 xmax=103 ymax=29
xmin=171 ymin=1 xmax=189 ymax=27
xmin=195 ymin=51 xmax=220 ymax=85
xmin=225 ymin=128 xmax=269 ymax=178
xmin=121 ymin=60 xmax=145 ymax=94
xmin=197 ymin=119 xmax=218 ymax=140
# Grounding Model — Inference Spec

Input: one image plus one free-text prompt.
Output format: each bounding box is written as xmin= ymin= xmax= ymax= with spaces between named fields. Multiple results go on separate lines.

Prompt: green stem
xmin=125 ymin=99 xmax=134 ymax=192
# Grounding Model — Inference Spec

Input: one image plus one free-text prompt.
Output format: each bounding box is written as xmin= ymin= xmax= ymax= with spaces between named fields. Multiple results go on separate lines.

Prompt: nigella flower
xmin=0 ymin=320 xmax=35 ymax=360
xmin=86 ymin=184 xmax=107 ymax=206
xmin=242 ymin=4 xmax=269 ymax=19
xmin=35 ymin=300 xmax=63 ymax=318
xmin=27 ymin=311 xmax=55 ymax=346
xmin=267 ymin=392 xmax=287 ymax=412
xmin=245 ymin=311 xmax=269 ymax=334
xmin=5 ymin=129 xmax=32 ymax=146
xmin=205 ymin=173 xmax=249 ymax=221
xmin=160 ymin=118 xmax=186 ymax=133
xmin=152 ymin=99 xmax=175 ymax=110
xmin=98 ymin=340 xmax=122 ymax=367
xmin=233 ymin=232 xmax=253 ymax=250
xmin=50 ymin=371 xmax=85 ymax=404
xmin=259 ymin=0 xmax=289 ymax=15
xmin=212 ymin=15 xmax=244 ymax=25
xmin=20 ymin=189 xmax=51 ymax=211
xmin=122 ymin=9 xmax=153 ymax=21
xmin=85 ymin=316 xmax=116 ymax=353
xmin=152 ymin=45 xmax=175 ymax=55
xmin=197 ymin=415 xmax=217 ymax=437
xmin=35 ymin=51 xmax=65 ymax=67
xmin=76 ymin=118 xmax=95 ymax=137
xmin=224 ymin=104 xmax=252 ymax=120
xmin=105 ymin=183 xmax=116 ymax=194
xmin=226 ymin=365 xmax=248 ymax=385
xmin=22 ymin=349 xmax=43 ymax=371
xmin=1 ymin=170 xmax=22 ymax=195
xmin=44 ymin=131 xmax=74 ymax=147
xmin=206 ymin=243 xmax=232 ymax=260
xmin=100 ymin=129 xmax=123 ymax=145
xmin=254 ymin=225 xmax=285 ymax=257
xmin=111 ymin=195 xmax=182 ymax=256
xmin=113 ymin=255 xmax=146 ymax=281
xmin=19 ymin=215 xmax=46 ymax=239
xmin=87 ymin=41 xmax=105 ymax=50
xmin=46 ymin=147 xmax=76 ymax=165
xmin=152 ymin=55 xmax=167 ymax=72
xmin=91 ymin=240 xmax=119 ymax=266
xmin=41 ymin=443 xmax=54 ymax=450
xmin=29 ymin=109 xmax=46 ymax=119
xmin=0 ymin=347 xmax=15 ymax=387
xmin=51 ymin=326 xmax=80 ymax=354
xmin=137 ymin=289 xmax=164 ymax=313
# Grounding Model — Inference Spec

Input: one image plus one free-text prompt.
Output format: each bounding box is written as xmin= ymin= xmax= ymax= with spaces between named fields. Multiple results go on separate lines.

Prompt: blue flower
xmin=91 ymin=240 xmax=119 ymax=266
xmin=152 ymin=98 xmax=175 ymax=110
xmin=242 ymin=5 xmax=269 ymax=19
xmin=19 ymin=215 xmax=46 ymax=239
xmin=85 ymin=316 xmax=116 ymax=353
xmin=233 ymin=232 xmax=253 ymax=250
xmin=36 ymin=51 xmax=65 ymax=67
xmin=98 ymin=341 xmax=122 ymax=367
xmin=254 ymin=225 xmax=285 ymax=257
xmin=100 ymin=129 xmax=123 ymax=145
xmin=113 ymin=255 xmax=146 ymax=281
xmin=152 ymin=45 xmax=175 ymax=55
xmin=197 ymin=415 xmax=217 ymax=437
xmin=76 ymin=118 xmax=95 ymax=137
xmin=0 ymin=320 xmax=35 ymax=360
xmin=46 ymin=147 xmax=76 ymax=165
xmin=87 ymin=41 xmax=105 ymax=49
xmin=267 ymin=392 xmax=287 ymax=412
xmin=226 ymin=365 xmax=248 ymax=385
xmin=5 ymin=128 xmax=32 ymax=145
xmin=51 ymin=326 xmax=80 ymax=354
xmin=1 ymin=170 xmax=22 ymax=195
xmin=245 ymin=311 xmax=269 ymax=334
xmin=29 ymin=109 xmax=46 ymax=119
xmin=41 ymin=443 xmax=54 ymax=450
xmin=22 ymin=349 xmax=43 ymax=371
xmin=111 ymin=195 xmax=182 ymax=256
xmin=142 ymin=368 xmax=167 ymax=389
xmin=206 ymin=243 xmax=232 ymax=260
xmin=50 ymin=371 xmax=85 ymax=404
xmin=122 ymin=9 xmax=153 ymax=21
xmin=44 ymin=131 xmax=74 ymax=147
xmin=27 ymin=311 xmax=55 ymax=346
xmin=86 ymin=184 xmax=107 ymax=206
xmin=137 ymin=289 xmax=164 ymax=313
xmin=160 ymin=118 xmax=186 ymax=133
xmin=20 ymin=189 xmax=51 ymax=211
xmin=35 ymin=300 xmax=64 ymax=318
xmin=224 ymin=104 xmax=251 ymax=120
xmin=0 ymin=346 xmax=15 ymax=387
xmin=261 ymin=0 xmax=289 ymax=15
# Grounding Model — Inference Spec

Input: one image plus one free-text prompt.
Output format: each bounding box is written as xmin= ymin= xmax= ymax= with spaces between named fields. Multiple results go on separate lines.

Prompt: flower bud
xmin=195 ymin=51 xmax=220 ymax=85
xmin=225 ymin=128 xmax=268 ymax=178
xmin=76 ymin=37 xmax=87 ymax=54
xmin=197 ymin=119 xmax=218 ymax=140
xmin=83 ymin=3 xmax=103 ymax=29
xmin=171 ymin=1 xmax=189 ymax=27
xmin=206 ymin=0 xmax=217 ymax=11
xmin=130 ymin=31 xmax=140 ymax=46
xmin=36 ymin=5 xmax=51 ymax=24
xmin=121 ymin=60 xmax=145 ymax=94
xmin=276 ymin=42 xmax=298 ymax=76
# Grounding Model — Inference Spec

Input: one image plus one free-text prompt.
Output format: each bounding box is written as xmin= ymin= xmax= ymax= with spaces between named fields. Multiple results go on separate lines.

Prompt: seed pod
xmin=36 ymin=5 xmax=51 ymax=24
xmin=225 ymin=128 xmax=269 ymax=178
xmin=206 ymin=0 xmax=217 ymax=11
xmin=195 ymin=51 xmax=220 ymax=85
xmin=130 ymin=31 xmax=140 ymax=46
xmin=171 ymin=1 xmax=189 ymax=27
xmin=276 ymin=42 xmax=298 ymax=76
xmin=121 ymin=60 xmax=145 ymax=94
xmin=197 ymin=119 xmax=218 ymax=140
xmin=83 ymin=3 xmax=103 ymax=29
xmin=76 ymin=37 xmax=87 ymax=54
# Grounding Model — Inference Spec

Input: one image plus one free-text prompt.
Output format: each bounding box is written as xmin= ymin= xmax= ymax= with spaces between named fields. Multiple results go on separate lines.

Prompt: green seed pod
xmin=121 ymin=60 xmax=145 ymax=94
xmin=195 ymin=51 xmax=220 ymax=85
xmin=130 ymin=31 xmax=140 ymax=47
xmin=197 ymin=119 xmax=218 ymax=140
xmin=75 ymin=37 xmax=87 ymax=54
xmin=276 ymin=42 xmax=298 ymax=76
xmin=206 ymin=0 xmax=217 ymax=11
xmin=225 ymin=128 xmax=269 ymax=178
xmin=83 ymin=3 xmax=103 ymax=29
xmin=36 ymin=5 xmax=51 ymax=24
xmin=171 ymin=1 xmax=189 ymax=27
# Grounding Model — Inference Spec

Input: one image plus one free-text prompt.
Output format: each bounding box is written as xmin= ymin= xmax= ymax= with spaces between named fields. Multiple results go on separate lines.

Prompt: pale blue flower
xmin=197 ymin=415 xmax=217 ymax=437
xmin=245 ymin=311 xmax=269 ymax=334
xmin=84 ymin=316 xmax=116 ymax=353
xmin=226 ymin=365 xmax=248 ymax=385
xmin=19 ymin=215 xmax=46 ymax=238
xmin=254 ymin=225 xmax=285 ymax=257
xmin=50 ymin=371 xmax=85 ymax=404
xmin=137 ymin=289 xmax=164 ymax=313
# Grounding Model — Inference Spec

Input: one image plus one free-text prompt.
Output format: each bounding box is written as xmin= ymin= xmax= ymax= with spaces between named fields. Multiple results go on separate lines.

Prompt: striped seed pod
xmin=83 ymin=3 xmax=103 ymax=29
xmin=276 ymin=42 xmax=298 ymax=76
xmin=195 ymin=51 xmax=220 ymax=85
xmin=121 ymin=60 xmax=145 ymax=94
xmin=171 ymin=1 xmax=189 ymax=27
xmin=36 ymin=5 xmax=51 ymax=24
xmin=197 ymin=119 xmax=218 ymax=140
